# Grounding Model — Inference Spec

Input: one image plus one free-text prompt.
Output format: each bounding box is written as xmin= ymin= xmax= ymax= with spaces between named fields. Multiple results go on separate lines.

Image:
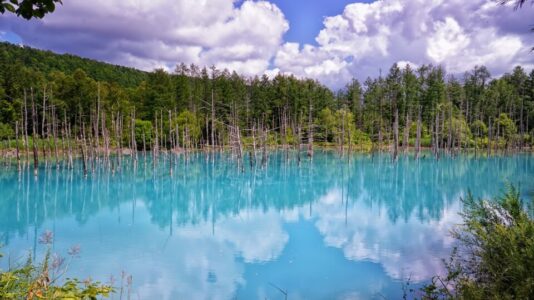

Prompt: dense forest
xmin=0 ymin=41 xmax=533 ymax=169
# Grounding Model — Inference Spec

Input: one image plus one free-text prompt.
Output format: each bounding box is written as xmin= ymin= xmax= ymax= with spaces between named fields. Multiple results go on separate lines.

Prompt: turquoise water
xmin=1 ymin=152 xmax=533 ymax=299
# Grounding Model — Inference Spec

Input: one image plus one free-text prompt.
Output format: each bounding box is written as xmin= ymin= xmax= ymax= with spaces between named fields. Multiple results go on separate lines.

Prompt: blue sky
xmin=270 ymin=0 xmax=373 ymax=45
xmin=0 ymin=0 xmax=533 ymax=89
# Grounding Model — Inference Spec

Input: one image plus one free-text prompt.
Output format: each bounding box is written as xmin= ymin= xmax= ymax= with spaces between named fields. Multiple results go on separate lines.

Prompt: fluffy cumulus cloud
xmin=272 ymin=0 xmax=534 ymax=88
xmin=0 ymin=0 xmax=288 ymax=75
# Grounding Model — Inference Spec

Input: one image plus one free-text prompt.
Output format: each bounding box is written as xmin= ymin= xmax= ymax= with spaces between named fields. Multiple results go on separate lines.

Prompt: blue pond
xmin=0 ymin=152 xmax=533 ymax=299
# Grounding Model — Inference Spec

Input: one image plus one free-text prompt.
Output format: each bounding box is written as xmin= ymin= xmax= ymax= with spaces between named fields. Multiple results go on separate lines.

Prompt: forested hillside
xmin=0 ymin=42 xmax=147 ymax=87
xmin=0 ymin=41 xmax=533 ymax=161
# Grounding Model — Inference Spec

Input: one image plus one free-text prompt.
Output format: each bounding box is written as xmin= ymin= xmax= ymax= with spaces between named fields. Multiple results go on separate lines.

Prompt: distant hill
xmin=0 ymin=42 xmax=147 ymax=87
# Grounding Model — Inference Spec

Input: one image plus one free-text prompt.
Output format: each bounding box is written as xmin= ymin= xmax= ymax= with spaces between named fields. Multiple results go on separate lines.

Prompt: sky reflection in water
xmin=1 ymin=152 xmax=533 ymax=299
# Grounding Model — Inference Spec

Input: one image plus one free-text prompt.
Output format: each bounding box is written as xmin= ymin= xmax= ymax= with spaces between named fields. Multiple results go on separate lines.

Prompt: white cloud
xmin=272 ymin=0 xmax=534 ymax=89
xmin=427 ymin=17 xmax=470 ymax=63
xmin=0 ymin=0 xmax=289 ymax=76
xmin=311 ymin=188 xmax=462 ymax=282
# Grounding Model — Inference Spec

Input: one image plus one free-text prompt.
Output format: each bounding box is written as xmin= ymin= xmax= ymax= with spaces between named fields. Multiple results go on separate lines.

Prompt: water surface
xmin=1 ymin=152 xmax=533 ymax=299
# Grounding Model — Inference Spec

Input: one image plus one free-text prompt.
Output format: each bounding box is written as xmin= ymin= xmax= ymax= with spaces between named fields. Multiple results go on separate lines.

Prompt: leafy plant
xmin=0 ymin=0 xmax=62 ymax=19
xmin=415 ymin=186 xmax=534 ymax=299
xmin=0 ymin=231 xmax=113 ymax=299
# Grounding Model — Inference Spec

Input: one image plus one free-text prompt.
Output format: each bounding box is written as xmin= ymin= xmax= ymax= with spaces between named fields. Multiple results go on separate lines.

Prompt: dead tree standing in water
xmin=31 ymin=88 xmax=39 ymax=176
xmin=415 ymin=105 xmax=422 ymax=159
xmin=307 ymin=100 xmax=314 ymax=158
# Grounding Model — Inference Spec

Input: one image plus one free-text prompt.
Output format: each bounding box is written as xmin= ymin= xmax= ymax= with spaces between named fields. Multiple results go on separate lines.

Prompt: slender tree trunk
xmin=434 ymin=110 xmax=440 ymax=159
xmin=15 ymin=121 xmax=20 ymax=169
xmin=251 ymin=124 xmax=257 ymax=168
xmin=403 ymin=111 xmax=410 ymax=153
xmin=31 ymin=88 xmax=39 ymax=176
xmin=52 ymin=106 xmax=59 ymax=168
xmin=520 ymin=97 xmax=524 ymax=150
xmin=80 ymin=125 xmax=88 ymax=177
xmin=448 ymin=105 xmax=453 ymax=154
xmin=487 ymin=117 xmax=492 ymax=156
xmin=41 ymin=85 xmax=47 ymax=160
xmin=297 ymin=123 xmax=302 ymax=165
xmin=211 ymin=89 xmax=216 ymax=149
xmin=341 ymin=109 xmax=346 ymax=156
xmin=307 ymin=100 xmax=314 ymax=158
xmin=169 ymin=110 xmax=174 ymax=153
xmin=416 ymin=105 xmax=422 ymax=159
xmin=94 ymin=83 xmax=100 ymax=158
xmin=24 ymin=89 xmax=29 ymax=163
xmin=261 ymin=125 xmax=268 ymax=167
xmin=393 ymin=107 xmax=399 ymax=161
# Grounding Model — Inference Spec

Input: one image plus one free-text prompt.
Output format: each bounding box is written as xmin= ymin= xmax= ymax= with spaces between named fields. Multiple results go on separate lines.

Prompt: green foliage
xmin=0 ymin=43 xmax=147 ymax=88
xmin=134 ymin=119 xmax=153 ymax=150
xmin=173 ymin=110 xmax=201 ymax=145
xmin=0 ymin=244 xmax=113 ymax=299
xmin=0 ymin=41 xmax=533 ymax=151
xmin=316 ymin=108 xmax=337 ymax=142
xmin=0 ymin=0 xmax=62 ymax=19
xmin=498 ymin=113 xmax=518 ymax=141
xmin=470 ymin=120 xmax=488 ymax=136
xmin=417 ymin=186 xmax=534 ymax=299
xmin=0 ymin=122 xmax=14 ymax=140
xmin=351 ymin=128 xmax=372 ymax=150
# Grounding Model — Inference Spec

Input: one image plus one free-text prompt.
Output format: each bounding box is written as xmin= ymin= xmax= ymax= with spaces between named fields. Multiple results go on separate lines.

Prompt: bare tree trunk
xmin=403 ymin=111 xmax=410 ymax=153
xmin=297 ymin=123 xmax=302 ymax=165
xmin=341 ymin=109 xmax=346 ymax=156
xmin=31 ymin=88 xmax=39 ymax=176
xmin=80 ymin=124 xmax=88 ymax=177
xmin=67 ymin=121 xmax=73 ymax=169
xmin=211 ymin=89 xmax=216 ymax=150
xmin=487 ymin=117 xmax=492 ymax=156
xmin=168 ymin=110 xmax=173 ymax=176
xmin=154 ymin=114 xmax=159 ymax=159
xmin=23 ymin=90 xmax=29 ymax=165
xmin=307 ymin=100 xmax=314 ymax=158
xmin=117 ymin=113 xmax=123 ymax=169
xmin=131 ymin=109 xmax=137 ymax=161
xmin=160 ymin=110 xmax=164 ymax=153
xmin=102 ymin=111 xmax=110 ymax=167
xmin=434 ymin=110 xmax=440 ymax=159
xmin=378 ymin=125 xmax=383 ymax=152
xmin=416 ymin=105 xmax=422 ymax=159
xmin=441 ymin=108 xmax=445 ymax=152
xmin=520 ymin=97 xmax=524 ymax=150
xmin=261 ymin=125 xmax=268 ymax=168
xmin=393 ymin=107 xmax=399 ymax=161
xmin=61 ymin=114 xmax=66 ymax=169
xmin=236 ymin=125 xmax=243 ymax=171
xmin=348 ymin=120 xmax=353 ymax=154
xmin=95 ymin=83 xmax=101 ymax=158
xmin=41 ymin=85 xmax=47 ymax=160
xmin=52 ymin=106 xmax=59 ymax=168
xmin=15 ymin=121 xmax=20 ymax=169
xmin=448 ymin=105 xmax=453 ymax=154
xmin=249 ymin=124 xmax=257 ymax=169
xmin=282 ymin=108 xmax=288 ymax=161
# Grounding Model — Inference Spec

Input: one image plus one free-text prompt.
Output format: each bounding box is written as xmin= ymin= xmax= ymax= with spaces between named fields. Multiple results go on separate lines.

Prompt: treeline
xmin=0 ymin=41 xmax=533 ymax=167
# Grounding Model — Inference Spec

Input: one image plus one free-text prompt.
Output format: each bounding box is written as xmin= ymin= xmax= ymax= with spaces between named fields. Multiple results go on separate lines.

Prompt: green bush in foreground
xmin=0 ymin=233 xmax=113 ymax=300
xmin=415 ymin=186 xmax=534 ymax=299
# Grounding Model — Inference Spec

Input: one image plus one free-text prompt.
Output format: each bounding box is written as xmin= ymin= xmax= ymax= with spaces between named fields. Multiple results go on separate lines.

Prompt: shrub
xmin=415 ymin=186 xmax=534 ymax=299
